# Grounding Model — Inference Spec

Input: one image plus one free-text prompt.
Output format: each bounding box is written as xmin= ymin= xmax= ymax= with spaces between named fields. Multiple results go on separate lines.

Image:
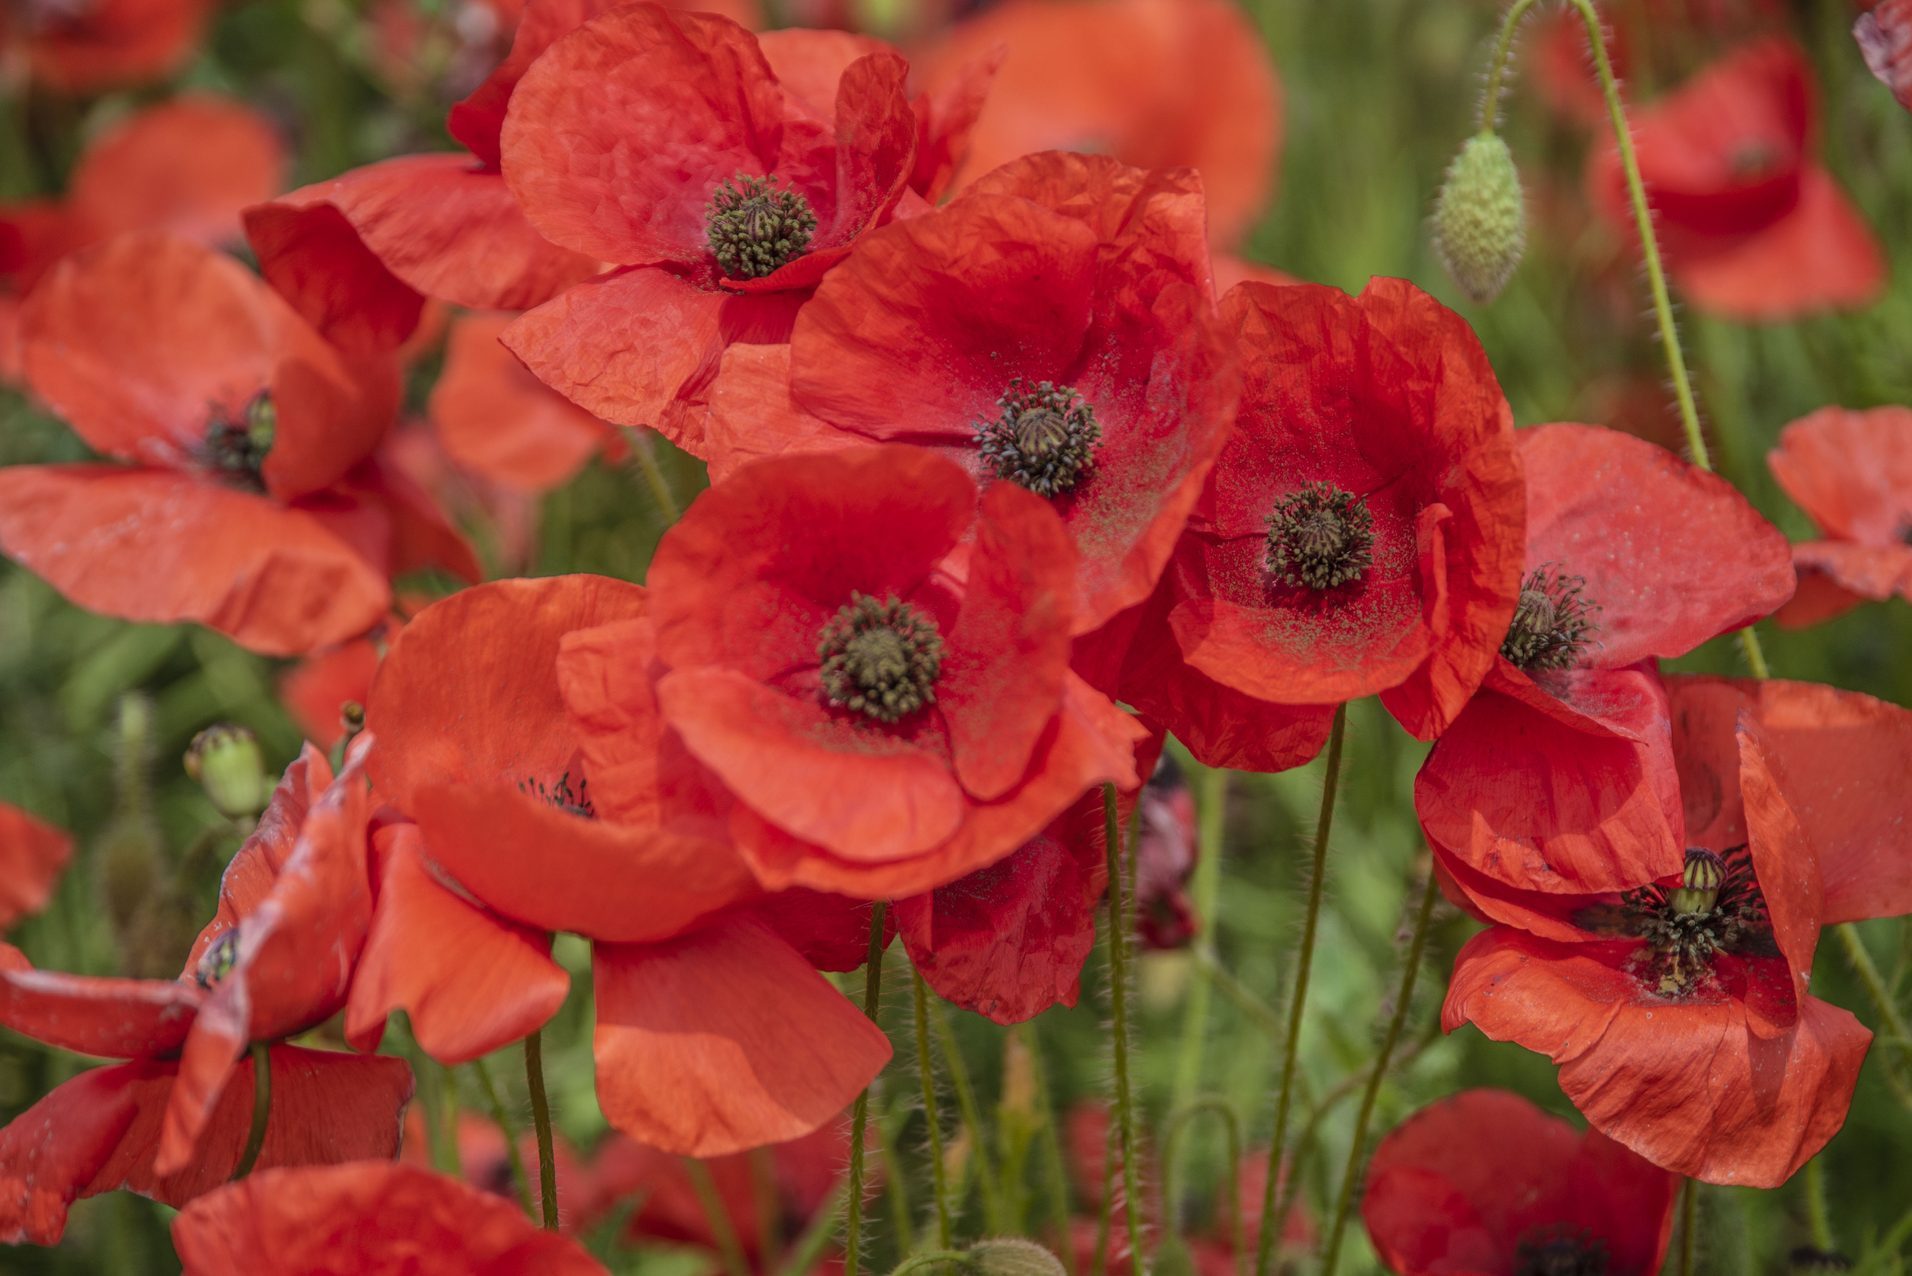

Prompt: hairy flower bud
xmin=185 ymin=724 xmax=268 ymax=819
xmin=967 ymin=1240 xmax=1068 ymax=1276
xmin=1432 ymin=133 xmax=1526 ymax=304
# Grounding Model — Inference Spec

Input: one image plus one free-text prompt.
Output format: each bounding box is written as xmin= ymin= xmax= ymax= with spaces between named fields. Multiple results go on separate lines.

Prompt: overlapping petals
xmin=1768 ymin=406 xmax=1912 ymax=626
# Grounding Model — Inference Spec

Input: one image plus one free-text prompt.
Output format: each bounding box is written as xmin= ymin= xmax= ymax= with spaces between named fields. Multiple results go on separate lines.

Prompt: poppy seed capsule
xmin=706 ymin=174 xmax=818 ymax=280
xmin=976 ymin=379 xmax=1101 ymax=497
xmin=1264 ymin=481 xmax=1374 ymax=590
xmin=1432 ymin=133 xmax=1526 ymax=304
xmin=818 ymin=592 xmax=946 ymax=724
xmin=1670 ymin=846 xmax=1726 ymax=917
xmin=185 ymin=724 xmax=268 ymax=819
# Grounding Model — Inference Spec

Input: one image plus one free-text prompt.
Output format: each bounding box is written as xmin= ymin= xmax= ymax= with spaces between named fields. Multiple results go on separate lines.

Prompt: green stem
xmin=930 ymin=996 xmax=1001 ymax=1229
xmin=781 ymin=1183 xmax=851 ymax=1276
xmin=627 ymin=428 xmax=682 ymax=523
xmin=1171 ymin=764 xmax=1229 ymax=1112
xmin=1480 ymin=0 xmax=1774 ymax=683
xmin=1319 ymin=875 xmax=1441 ymax=1271
xmin=472 ymin=1055 xmax=533 ymax=1216
xmin=1253 ymin=702 xmax=1347 ymax=1276
xmin=845 ymin=901 xmax=890 ymax=1276
xmin=1837 ymin=922 xmax=1912 ymax=1109
xmin=687 ymin=1157 xmax=754 ymax=1276
xmin=1023 ymin=1025 xmax=1080 ymax=1276
xmin=913 ymin=969 xmax=955 ymax=1248
xmin=1678 ymin=1178 xmax=1698 ymax=1276
xmin=231 ymin=1042 xmax=272 ymax=1180
xmin=1805 ymin=1153 xmax=1835 ymax=1252
xmin=525 ymin=1029 xmax=559 ymax=1230
xmin=1102 ymin=783 xmax=1145 ymax=1276
xmin=1161 ymin=1098 xmax=1245 ymax=1276
xmin=890 ymin=1251 xmax=974 ymax=1276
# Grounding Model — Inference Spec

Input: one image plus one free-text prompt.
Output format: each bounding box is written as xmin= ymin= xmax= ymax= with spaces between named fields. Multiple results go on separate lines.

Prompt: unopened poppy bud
xmin=967 ymin=1240 xmax=1067 ymax=1276
xmin=1669 ymin=847 xmax=1725 ymax=917
xmin=1788 ymin=1245 xmax=1855 ymax=1273
xmin=1431 ymin=132 xmax=1526 ymax=303
xmin=185 ymin=724 xmax=268 ymax=819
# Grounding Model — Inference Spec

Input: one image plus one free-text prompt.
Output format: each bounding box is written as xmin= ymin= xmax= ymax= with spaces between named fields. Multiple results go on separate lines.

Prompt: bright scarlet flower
xmin=1362 ymin=1089 xmax=1677 ymax=1276
xmin=1 ymin=0 xmax=211 ymax=92
xmin=350 ymin=574 xmax=893 ymax=1156
xmin=609 ymin=447 xmax=1144 ymax=899
xmin=1857 ymin=0 xmax=1912 ymax=112
xmin=1767 ymin=405 xmax=1912 ymax=626
xmin=497 ymin=2 xmax=919 ymax=452
xmin=242 ymin=0 xmax=618 ymax=353
xmin=1587 ymin=38 xmax=1885 ymax=320
xmin=1136 ymin=277 xmax=1525 ymax=754
xmin=917 ymin=0 xmax=1281 ymax=247
xmin=0 ymin=234 xmax=476 ymax=656
xmin=428 ymin=311 xmax=621 ymax=492
xmin=1417 ymin=423 xmax=1794 ymax=936
xmin=0 ymin=745 xmax=413 ymax=1243
xmin=0 ymin=803 xmax=69 ymax=931
xmin=706 ymin=152 xmax=1234 ymax=635
xmin=170 ymin=1161 xmax=602 ymax=1274
xmin=1443 ymin=676 xmax=1912 ymax=1185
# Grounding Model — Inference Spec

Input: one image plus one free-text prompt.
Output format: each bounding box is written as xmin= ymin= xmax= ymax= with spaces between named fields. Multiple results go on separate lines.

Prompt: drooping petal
xmin=171 ymin=1161 xmax=604 ymax=1275
xmin=0 ymin=466 xmax=390 ymax=657
xmin=592 ymin=917 xmax=891 ymax=1156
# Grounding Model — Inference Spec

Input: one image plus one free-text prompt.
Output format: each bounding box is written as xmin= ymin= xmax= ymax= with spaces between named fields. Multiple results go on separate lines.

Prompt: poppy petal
xmin=0 ymin=804 xmax=70 ymax=931
xmin=0 ymin=466 xmax=390 ymax=657
xmin=429 ymin=312 xmax=612 ymax=492
xmin=171 ymin=1161 xmax=604 ymax=1275
xmin=592 ymin=917 xmax=891 ymax=1156
xmin=1768 ymin=406 xmax=1912 ymax=544
xmin=67 ymin=96 xmax=284 ymax=248
xmin=345 ymin=825 xmax=569 ymax=1064
xmin=1670 ymin=168 xmax=1885 ymax=320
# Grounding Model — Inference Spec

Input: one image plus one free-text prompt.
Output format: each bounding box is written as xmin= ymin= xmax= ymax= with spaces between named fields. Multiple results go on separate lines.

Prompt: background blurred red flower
xmin=0 ymin=802 xmax=69 ymax=932
xmin=1362 ymin=1089 xmax=1677 ymax=1276
xmin=1857 ymin=0 xmax=1912 ymax=111
xmin=1768 ymin=405 xmax=1912 ymax=627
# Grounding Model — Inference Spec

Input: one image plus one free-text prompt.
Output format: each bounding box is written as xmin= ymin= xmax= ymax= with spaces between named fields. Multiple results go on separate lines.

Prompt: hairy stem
xmin=914 ymin=968 xmax=955 ymax=1248
xmin=845 ymin=901 xmax=890 ymax=1276
xmin=1102 ymin=783 xmax=1145 ymax=1275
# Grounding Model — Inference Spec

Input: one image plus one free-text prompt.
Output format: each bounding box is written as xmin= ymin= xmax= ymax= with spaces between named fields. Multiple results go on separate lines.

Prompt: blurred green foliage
xmin=3 ymin=0 xmax=1911 ymax=1272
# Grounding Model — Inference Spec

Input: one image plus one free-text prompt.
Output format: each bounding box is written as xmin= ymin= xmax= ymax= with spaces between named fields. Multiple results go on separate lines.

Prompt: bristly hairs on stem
xmin=1100 ymin=783 xmax=1146 ymax=1276
xmin=845 ymin=901 xmax=892 ymax=1276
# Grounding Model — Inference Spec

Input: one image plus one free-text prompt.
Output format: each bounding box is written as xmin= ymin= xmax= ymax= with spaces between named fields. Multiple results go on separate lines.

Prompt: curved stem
xmin=890 ymin=1251 xmax=974 ymax=1276
xmin=231 ymin=1042 xmax=272 ymax=1180
xmin=931 ymin=995 xmax=1002 ymax=1229
xmin=472 ymin=1055 xmax=533 ymax=1216
xmin=1253 ymin=702 xmax=1347 ymax=1276
xmin=1023 ymin=1025 xmax=1080 ymax=1276
xmin=1171 ymin=764 xmax=1229 ymax=1112
xmin=1837 ymin=922 xmax=1912 ymax=1109
xmin=1678 ymin=1178 xmax=1698 ymax=1276
xmin=688 ymin=1157 xmax=754 ymax=1276
xmin=1804 ymin=1153 xmax=1835 ymax=1252
xmin=1102 ymin=783 xmax=1145 ymax=1276
xmin=845 ymin=900 xmax=890 ymax=1276
xmin=524 ymin=1029 xmax=559 ymax=1229
xmin=1319 ymin=875 xmax=1441 ymax=1271
xmin=913 ymin=968 xmax=954 ymax=1248
xmin=1160 ymin=1097 xmax=1245 ymax=1276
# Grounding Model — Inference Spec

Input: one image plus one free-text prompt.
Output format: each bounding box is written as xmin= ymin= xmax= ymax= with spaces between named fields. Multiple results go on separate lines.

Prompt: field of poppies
xmin=3 ymin=0 xmax=1911 ymax=1272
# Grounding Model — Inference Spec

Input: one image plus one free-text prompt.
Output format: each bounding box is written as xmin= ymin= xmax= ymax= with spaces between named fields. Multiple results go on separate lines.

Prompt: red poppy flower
xmin=1362 ymin=1089 xmax=1677 ymax=1276
xmin=0 ymin=234 xmax=474 ymax=656
xmin=1443 ymin=676 xmax=1912 ymax=1185
xmin=1858 ymin=0 xmax=1912 ymax=112
xmin=706 ymin=153 xmax=1232 ymax=635
xmin=1131 ymin=752 xmax=1200 ymax=950
xmin=241 ymin=0 xmax=619 ymax=354
xmin=891 ymin=729 xmax=1158 ymax=1024
xmin=0 ymin=803 xmax=69 ymax=931
xmin=170 ymin=1161 xmax=603 ymax=1274
xmin=3 ymin=0 xmax=212 ymax=92
xmin=1141 ymin=276 xmax=1525 ymax=750
xmin=1417 ymin=423 xmax=1795 ymax=936
xmin=600 ymin=446 xmax=1144 ymax=900
xmin=1587 ymin=38 xmax=1885 ymax=320
xmin=349 ymin=574 xmax=892 ymax=1156
xmin=281 ymin=638 xmax=383 ymax=750
xmin=0 ymin=744 xmax=414 ymax=1243
xmin=497 ymin=2 xmax=919 ymax=452
xmin=428 ymin=311 xmax=620 ymax=492
xmin=917 ymin=0 xmax=1281 ymax=248
xmin=1767 ymin=405 xmax=1912 ymax=627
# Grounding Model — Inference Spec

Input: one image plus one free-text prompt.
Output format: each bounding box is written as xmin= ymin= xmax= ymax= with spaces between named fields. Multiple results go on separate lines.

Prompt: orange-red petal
xmin=0 ymin=804 xmax=70 ymax=931
xmin=429 ymin=312 xmax=612 ymax=492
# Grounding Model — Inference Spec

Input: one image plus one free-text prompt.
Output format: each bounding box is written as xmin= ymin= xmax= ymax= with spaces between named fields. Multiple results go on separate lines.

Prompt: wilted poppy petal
xmin=430 ymin=312 xmax=612 ymax=491
xmin=1444 ymin=929 xmax=1870 ymax=1187
xmin=0 ymin=1048 xmax=412 ymax=1244
xmin=172 ymin=1161 xmax=603 ymax=1275
xmin=0 ymin=466 xmax=390 ymax=657
xmin=592 ymin=916 xmax=891 ymax=1157
xmin=0 ymin=804 xmax=70 ymax=931
xmin=346 ymin=825 xmax=569 ymax=1063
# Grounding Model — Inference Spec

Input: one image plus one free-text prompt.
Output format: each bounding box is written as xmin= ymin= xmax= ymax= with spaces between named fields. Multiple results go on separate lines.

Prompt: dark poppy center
xmin=1501 ymin=566 xmax=1599 ymax=670
xmin=204 ymin=391 xmax=276 ymax=491
xmin=193 ymin=927 xmax=242 ymax=990
xmin=1514 ymin=1230 xmax=1610 ymax=1276
xmin=705 ymin=174 xmax=817 ymax=280
xmin=1622 ymin=845 xmax=1771 ymax=997
xmin=520 ymin=771 xmax=595 ymax=819
xmin=1264 ymin=482 xmax=1374 ymax=590
xmin=818 ymin=592 xmax=945 ymax=724
xmin=976 ymin=379 xmax=1101 ymax=497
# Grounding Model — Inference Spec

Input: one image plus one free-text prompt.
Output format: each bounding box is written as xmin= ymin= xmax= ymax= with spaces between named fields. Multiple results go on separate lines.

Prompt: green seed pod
xmin=1431 ymin=132 xmax=1526 ymax=304
xmin=967 ymin=1240 xmax=1068 ymax=1276
xmin=185 ymin=724 xmax=269 ymax=820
